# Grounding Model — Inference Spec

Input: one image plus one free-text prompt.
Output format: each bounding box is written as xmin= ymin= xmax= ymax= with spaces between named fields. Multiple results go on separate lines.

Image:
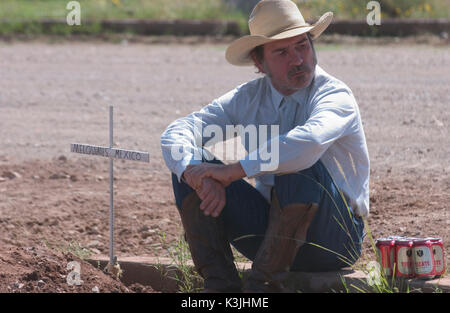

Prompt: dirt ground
xmin=0 ymin=36 xmax=448 ymax=292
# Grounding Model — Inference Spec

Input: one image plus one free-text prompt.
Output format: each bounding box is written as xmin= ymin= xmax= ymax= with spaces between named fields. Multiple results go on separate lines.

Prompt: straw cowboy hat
xmin=226 ymin=0 xmax=333 ymax=66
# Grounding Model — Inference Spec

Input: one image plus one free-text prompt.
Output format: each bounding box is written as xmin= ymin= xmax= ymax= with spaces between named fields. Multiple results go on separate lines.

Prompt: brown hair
xmin=251 ymin=44 xmax=265 ymax=63
xmin=250 ymin=44 xmax=264 ymax=73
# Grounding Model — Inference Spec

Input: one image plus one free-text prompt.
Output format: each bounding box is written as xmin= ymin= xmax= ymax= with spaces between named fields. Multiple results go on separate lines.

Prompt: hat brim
xmin=226 ymin=12 xmax=333 ymax=66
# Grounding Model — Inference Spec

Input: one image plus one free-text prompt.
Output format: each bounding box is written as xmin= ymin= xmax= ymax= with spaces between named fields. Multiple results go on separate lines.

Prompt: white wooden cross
xmin=70 ymin=106 xmax=149 ymax=269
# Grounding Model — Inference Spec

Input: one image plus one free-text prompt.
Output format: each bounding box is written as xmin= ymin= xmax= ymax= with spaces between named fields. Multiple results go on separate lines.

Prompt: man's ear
xmin=249 ymin=50 xmax=266 ymax=74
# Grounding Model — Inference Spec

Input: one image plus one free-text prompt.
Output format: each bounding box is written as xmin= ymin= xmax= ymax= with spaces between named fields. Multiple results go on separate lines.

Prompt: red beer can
xmin=376 ymin=238 xmax=395 ymax=276
xmin=428 ymin=237 xmax=446 ymax=277
xmin=412 ymin=238 xmax=435 ymax=279
xmin=395 ymin=239 xmax=414 ymax=277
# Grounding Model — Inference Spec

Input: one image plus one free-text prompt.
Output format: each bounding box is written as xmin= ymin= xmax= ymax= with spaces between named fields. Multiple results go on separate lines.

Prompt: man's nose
xmin=288 ymin=49 xmax=303 ymax=66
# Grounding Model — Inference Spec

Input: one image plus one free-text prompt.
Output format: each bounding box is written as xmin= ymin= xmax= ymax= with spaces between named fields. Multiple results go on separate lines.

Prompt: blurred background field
xmin=0 ymin=0 xmax=449 ymax=36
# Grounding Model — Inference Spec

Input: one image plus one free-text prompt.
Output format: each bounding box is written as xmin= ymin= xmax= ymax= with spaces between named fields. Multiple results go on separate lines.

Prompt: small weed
xmin=157 ymin=230 xmax=203 ymax=293
xmin=43 ymin=238 xmax=93 ymax=260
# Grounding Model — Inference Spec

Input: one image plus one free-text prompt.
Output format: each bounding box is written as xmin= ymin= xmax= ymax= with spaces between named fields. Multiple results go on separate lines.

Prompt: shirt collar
xmin=266 ymin=76 xmax=307 ymax=109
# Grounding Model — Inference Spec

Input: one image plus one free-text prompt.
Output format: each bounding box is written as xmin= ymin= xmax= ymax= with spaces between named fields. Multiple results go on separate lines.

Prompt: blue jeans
xmin=172 ymin=159 xmax=364 ymax=272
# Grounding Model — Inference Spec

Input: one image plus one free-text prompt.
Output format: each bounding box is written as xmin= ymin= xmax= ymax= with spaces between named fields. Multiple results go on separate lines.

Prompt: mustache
xmin=288 ymin=65 xmax=310 ymax=77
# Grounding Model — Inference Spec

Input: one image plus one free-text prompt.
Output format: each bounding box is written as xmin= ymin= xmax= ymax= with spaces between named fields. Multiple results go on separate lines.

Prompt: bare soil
xmin=0 ymin=38 xmax=448 ymax=292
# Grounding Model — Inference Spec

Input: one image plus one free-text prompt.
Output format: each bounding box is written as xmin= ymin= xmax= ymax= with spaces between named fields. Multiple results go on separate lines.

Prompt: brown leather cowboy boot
xmin=244 ymin=189 xmax=319 ymax=292
xmin=179 ymin=191 xmax=242 ymax=292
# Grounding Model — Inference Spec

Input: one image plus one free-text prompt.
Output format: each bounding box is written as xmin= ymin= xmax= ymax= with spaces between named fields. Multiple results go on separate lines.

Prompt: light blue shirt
xmin=161 ymin=65 xmax=370 ymax=217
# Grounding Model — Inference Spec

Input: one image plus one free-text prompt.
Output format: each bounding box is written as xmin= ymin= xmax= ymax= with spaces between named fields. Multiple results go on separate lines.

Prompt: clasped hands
xmin=182 ymin=162 xmax=245 ymax=218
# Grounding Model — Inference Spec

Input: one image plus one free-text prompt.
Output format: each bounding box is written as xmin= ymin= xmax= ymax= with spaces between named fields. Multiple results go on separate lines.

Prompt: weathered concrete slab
xmin=87 ymin=255 xmax=450 ymax=293
xmin=88 ymin=256 xmax=186 ymax=292
xmin=87 ymin=255 xmax=249 ymax=292
xmin=407 ymin=275 xmax=450 ymax=293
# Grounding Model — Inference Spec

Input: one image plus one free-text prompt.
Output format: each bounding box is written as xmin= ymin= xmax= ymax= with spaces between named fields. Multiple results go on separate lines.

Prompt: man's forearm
xmin=182 ymin=162 xmax=246 ymax=189
xmin=227 ymin=162 xmax=246 ymax=183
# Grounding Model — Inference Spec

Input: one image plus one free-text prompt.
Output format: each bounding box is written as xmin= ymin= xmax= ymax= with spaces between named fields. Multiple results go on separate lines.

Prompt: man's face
xmin=252 ymin=34 xmax=317 ymax=96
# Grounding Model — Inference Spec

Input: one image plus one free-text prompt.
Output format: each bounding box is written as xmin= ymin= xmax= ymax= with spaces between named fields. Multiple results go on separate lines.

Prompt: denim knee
xmin=273 ymin=161 xmax=328 ymax=208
